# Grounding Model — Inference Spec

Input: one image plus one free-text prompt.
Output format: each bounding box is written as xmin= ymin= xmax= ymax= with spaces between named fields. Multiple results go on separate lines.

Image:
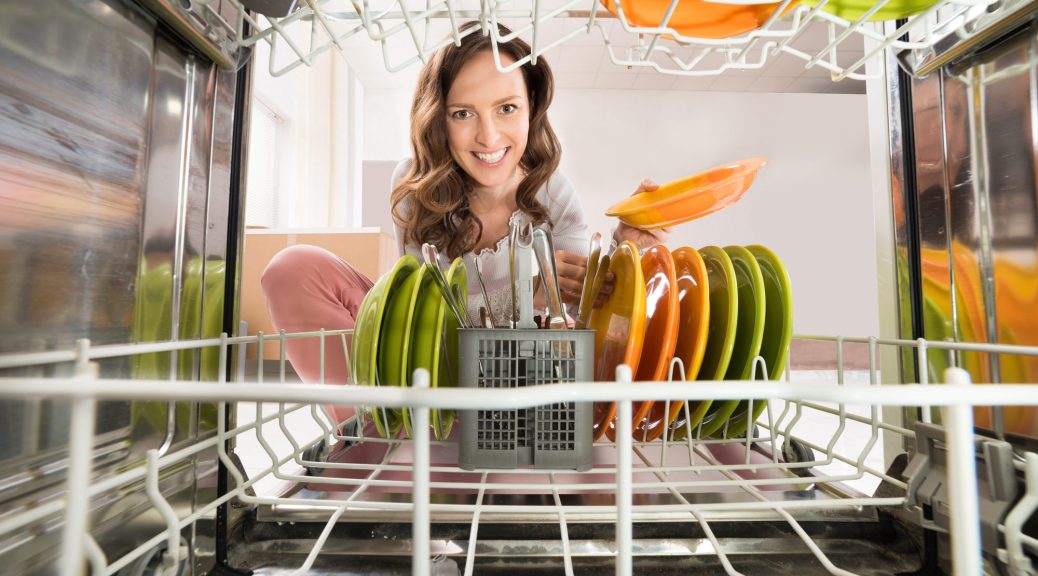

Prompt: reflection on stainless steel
xmin=239 ymin=534 xmax=886 ymax=557
xmin=885 ymin=43 xmax=918 ymax=401
xmin=977 ymin=31 xmax=1038 ymax=438
xmin=898 ymin=0 xmax=1038 ymax=78
xmin=0 ymin=0 xmax=152 ymax=493
xmin=889 ymin=23 xmax=1038 ymax=442
xmin=911 ymin=71 xmax=954 ymax=395
xmin=136 ymin=0 xmax=243 ymax=69
xmin=0 ymin=1 xmax=240 ymax=572
xmin=943 ymin=70 xmax=998 ymax=426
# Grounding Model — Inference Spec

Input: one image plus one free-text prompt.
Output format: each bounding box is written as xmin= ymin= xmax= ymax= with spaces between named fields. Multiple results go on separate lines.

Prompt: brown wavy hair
xmin=390 ymin=21 xmax=561 ymax=259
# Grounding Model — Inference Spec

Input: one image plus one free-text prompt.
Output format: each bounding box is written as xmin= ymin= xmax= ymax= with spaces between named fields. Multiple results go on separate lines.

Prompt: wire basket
xmin=458 ymin=328 xmax=595 ymax=471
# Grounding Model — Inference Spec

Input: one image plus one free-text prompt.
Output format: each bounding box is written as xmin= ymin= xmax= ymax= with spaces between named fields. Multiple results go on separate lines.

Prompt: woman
xmin=262 ymin=22 xmax=666 ymax=402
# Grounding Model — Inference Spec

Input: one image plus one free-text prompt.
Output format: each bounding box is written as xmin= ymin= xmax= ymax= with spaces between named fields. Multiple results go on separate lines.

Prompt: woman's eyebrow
xmin=445 ymin=95 xmax=522 ymax=108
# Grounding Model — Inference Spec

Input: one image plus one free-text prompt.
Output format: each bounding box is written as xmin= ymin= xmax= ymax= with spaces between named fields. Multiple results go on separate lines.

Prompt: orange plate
xmin=601 ymin=0 xmax=796 ymax=40
xmin=606 ymin=157 xmax=767 ymax=230
xmin=618 ymin=245 xmax=679 ymax=442
xmin=588 ymin=241 xmax=646 ymax=440
xmin=656 ymin=247 xmax=711 ymax=439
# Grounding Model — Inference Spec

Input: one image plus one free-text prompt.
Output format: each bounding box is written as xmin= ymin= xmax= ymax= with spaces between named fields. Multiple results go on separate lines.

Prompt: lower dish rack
xmin=2 ymin=330 xmax=1038 ymax=575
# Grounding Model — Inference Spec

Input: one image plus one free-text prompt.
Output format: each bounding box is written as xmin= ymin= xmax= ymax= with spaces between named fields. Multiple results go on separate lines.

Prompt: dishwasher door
xmin=0 ymin=0 xmax=246 ymax=572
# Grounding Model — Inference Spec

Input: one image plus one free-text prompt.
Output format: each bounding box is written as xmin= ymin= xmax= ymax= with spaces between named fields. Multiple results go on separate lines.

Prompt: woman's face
xmin=445 ymin=50 xmax=530 ymax=191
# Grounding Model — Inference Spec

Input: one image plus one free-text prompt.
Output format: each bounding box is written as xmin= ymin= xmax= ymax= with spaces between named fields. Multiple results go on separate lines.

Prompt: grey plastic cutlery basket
xmin=458 ymin=328 xmax=594 ymax=471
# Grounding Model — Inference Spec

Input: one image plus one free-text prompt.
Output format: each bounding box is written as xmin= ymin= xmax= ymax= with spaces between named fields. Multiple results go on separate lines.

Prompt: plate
xmin=386 ymin=265 xmax=427 ymax=438
xmin=380 ymin=264 xmax=426 ymax=438
xmin=352 ymin=255 xmax=420 ymax=438
xmin=626 ymin=245 xmax=679 ymax=441
xmin=605 ymin=158 xmax=767 ymax=230
xmin=407 ymin=259 xmax=467 ymax=440
xmin=601 ymin=0 xmax=796 ymax=39
xmin=661 ymin=247 xmax=711 ymax=438
xmin=703 ymin=246 xmax=765 ymax=438
xmin=587 ymin=241 xmax=646 ymax=440
xmin=801 ymin=0 xmax=938 ymax=21
xmin=671 ymin=246 xmax=738 ymax=440
xmin=724 ymin=245 xmax=792 ymax=438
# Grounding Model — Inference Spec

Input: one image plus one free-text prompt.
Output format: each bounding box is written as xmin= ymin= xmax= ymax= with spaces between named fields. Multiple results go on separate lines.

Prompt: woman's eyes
xmin=449 ymin=104 xmax=518 ymax=120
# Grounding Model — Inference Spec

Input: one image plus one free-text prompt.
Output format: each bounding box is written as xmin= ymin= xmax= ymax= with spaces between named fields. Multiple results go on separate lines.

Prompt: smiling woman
xmin=261 ymin=21 xmax=668 ymax=399
xmin=391 ymin=22 xmax=556 ymax=263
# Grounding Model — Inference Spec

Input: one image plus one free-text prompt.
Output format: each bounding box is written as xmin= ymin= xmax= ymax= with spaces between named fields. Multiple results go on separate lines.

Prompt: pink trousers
xmin=261 ymin=245 xmax=374 ymax=427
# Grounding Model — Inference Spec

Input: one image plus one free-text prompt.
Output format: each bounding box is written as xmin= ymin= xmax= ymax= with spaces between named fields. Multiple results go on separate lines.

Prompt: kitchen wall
xmin=361 ymin=85 xmax=878 ymax=338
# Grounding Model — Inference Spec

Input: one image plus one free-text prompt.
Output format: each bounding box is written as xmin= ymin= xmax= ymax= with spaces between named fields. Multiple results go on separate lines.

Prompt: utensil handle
xmin=532 ymin=230 xmax=566 ymax=325
xmin=515 ymin=244 xmax=537 ymax=329
xmin=577 ymin=253 xmax=611 ymax=329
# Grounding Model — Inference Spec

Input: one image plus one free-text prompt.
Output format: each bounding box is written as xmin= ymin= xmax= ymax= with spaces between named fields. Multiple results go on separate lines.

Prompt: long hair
xmin=390 ymin=21 xmax=561 ymax=259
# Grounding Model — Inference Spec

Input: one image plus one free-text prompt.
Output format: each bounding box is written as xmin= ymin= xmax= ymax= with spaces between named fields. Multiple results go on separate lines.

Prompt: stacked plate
xmin=598 ymin=0 xmax=940 ymax=40
xmin=351 ymin=255 xmax=467 ymax=439
xmin=587 ymin=243 xmax=794 ymax=442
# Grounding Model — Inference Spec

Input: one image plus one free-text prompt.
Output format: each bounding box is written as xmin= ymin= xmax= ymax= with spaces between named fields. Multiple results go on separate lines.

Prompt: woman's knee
xmin=261 ymin=244 xmax=339 ymax=296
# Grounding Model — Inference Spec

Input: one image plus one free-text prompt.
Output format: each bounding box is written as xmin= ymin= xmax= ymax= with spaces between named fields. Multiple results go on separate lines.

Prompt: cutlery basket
xmin=458 ymin=328 xmax=595 ymax=471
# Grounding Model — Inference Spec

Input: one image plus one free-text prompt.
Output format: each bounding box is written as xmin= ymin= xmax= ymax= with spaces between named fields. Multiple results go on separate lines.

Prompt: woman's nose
xmin=476 ymin=117 xmax=500 ymax=146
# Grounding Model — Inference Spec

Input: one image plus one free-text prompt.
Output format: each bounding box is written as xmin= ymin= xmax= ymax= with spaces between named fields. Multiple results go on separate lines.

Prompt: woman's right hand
xmin=555 ymin=250 xmax=614 ymax=309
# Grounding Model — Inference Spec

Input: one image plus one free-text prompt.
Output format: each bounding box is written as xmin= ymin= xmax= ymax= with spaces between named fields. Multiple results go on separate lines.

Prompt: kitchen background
xmin=241 ymin=19 xmax=879 ymax=352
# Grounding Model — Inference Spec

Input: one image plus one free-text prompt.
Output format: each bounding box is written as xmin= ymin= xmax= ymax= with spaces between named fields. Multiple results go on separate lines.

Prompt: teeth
xmin=474 ymin=148 xmax=506 ymax=164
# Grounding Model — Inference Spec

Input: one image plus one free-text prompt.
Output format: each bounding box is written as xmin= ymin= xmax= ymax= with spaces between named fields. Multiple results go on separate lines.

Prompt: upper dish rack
xmin=197 ymin=0 xmax=1011 ymax=81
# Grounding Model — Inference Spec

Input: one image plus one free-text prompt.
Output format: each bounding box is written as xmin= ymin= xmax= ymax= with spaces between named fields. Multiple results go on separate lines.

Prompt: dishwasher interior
xmin=3 ymin=0 xmax=1038 ymax=574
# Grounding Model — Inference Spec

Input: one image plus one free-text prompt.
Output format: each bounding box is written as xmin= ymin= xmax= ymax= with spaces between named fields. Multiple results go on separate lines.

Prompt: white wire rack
xmin=201 ymin=0 xmax=1006 ymax=82
xmin=2 ymin=330 xmax=1038 ymax=575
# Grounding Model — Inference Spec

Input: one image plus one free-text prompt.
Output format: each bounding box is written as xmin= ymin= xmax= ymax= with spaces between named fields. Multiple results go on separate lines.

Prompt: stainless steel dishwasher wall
xmin=0 ymin=0 xmax=243 ymax=572
xmin=884 ymin=22 xmax=1038 ymax=446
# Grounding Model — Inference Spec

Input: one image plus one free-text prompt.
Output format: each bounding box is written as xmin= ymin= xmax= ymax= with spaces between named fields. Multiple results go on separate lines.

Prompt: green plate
xmin=708 ymin=246 xmax=765 ymax=438
xmin=802 ymin=0 xmax=938 ymax=21
xmin=725 ymin=245 xmax=792 ymax=438
xmin=380 ymin=264 xmax=427 ymax=437
xmin=672 ymin=246 xmax=738 ymax=440
xmin=407 ymin=258 xmax=467 ymax=440
xmin=352 ymin=255 xmax=419 ymax=438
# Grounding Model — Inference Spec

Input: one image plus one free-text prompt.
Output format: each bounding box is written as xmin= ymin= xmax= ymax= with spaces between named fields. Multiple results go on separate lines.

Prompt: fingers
xmin=593 ymin=272 xmax=615 ymax=308
xmin=554 ymin=250 xmax=587 ymax=305
xmin=634 ymin=177 xmax=659 ymax=195
xmin=651 ymin=227 xmax=671 ymax=244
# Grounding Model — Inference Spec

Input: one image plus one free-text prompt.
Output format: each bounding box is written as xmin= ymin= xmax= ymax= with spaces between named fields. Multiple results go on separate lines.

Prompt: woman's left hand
xmin=612 ymin=178 xmax=671 ymax=249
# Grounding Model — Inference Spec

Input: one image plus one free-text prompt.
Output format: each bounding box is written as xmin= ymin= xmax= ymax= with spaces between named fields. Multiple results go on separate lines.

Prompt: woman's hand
xmin=612 ymin=178 xmax=672 ymax=249
xmin=555 ymin=250 xmax=614 ymax=309
xmin=554 ymin=250 xmax=588 ymax=308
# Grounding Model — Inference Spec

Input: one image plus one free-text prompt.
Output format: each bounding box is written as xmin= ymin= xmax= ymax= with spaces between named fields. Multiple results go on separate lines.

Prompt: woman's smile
xmin=473 ymin=147 xmax=509 ymax=166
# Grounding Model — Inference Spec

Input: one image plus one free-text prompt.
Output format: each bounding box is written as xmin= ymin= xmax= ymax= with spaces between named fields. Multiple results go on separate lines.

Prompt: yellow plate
xmin=671 ymin=246 xmax=737 ymax=441
xmin=588 ymin=241 xmax=646 ymax=441
xmin=601 ymin=0 xmax=796 ymax=39
xmin=606 ymin=158 xmax=766 ymax=230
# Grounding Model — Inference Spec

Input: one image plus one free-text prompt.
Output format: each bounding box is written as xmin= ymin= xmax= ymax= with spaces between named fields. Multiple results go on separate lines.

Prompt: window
xmin=245 ymin=99 xmax=282 ymax=228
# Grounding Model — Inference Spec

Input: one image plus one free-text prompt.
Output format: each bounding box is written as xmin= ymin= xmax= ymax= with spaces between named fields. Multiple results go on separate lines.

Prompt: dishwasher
xmin=3 ymin=0 xmax=1038 ymax=574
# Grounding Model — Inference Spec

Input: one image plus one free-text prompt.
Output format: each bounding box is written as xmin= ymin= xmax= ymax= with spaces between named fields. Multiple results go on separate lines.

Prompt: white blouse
xmin=391 ymin=159 xmax=588 ymax=326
